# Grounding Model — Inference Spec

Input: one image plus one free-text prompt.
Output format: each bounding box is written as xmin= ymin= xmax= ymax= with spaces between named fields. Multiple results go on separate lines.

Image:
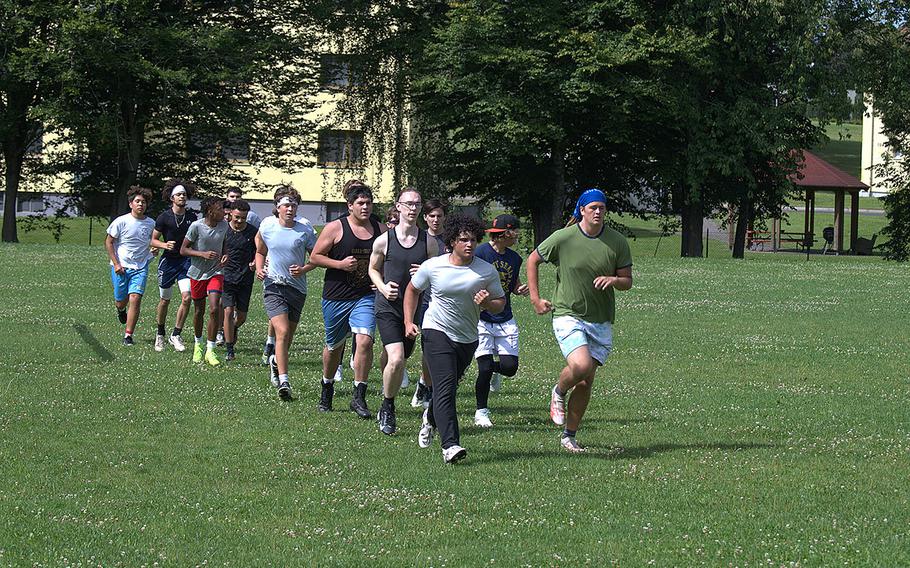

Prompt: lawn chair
xmin=853 ymin=234 xmax=878 ymax=255
xmin=821 ymin=226 xmax=834 ymax=255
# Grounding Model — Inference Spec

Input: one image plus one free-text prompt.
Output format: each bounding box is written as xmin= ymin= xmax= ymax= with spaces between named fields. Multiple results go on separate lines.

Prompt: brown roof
xmin=791 ymin=150 xmax=868 ymax=190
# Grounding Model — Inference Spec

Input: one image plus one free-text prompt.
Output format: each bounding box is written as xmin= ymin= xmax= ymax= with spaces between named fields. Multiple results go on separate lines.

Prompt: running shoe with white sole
xmin=117 ymin=309 xmax=127 ymax=325
xmin=204 ymin=349 xmax=221 ymax=367
xmin=122 ymin=335 xmax=134 ymax=346
xmin=442 ymin=445 xmax=467 ymax=464
xmin=268 ymin=354 xmax=280 ymax=387
xmin=154 ymin=335 xmax=166 ymax=352
xmin=550 ymin=385 xmax=566 ymax=426
xmin=168 ymin=334 xmax=187 ymax=352
xmin=333 ymin=364 xmax=343 ymax=383
xmin=216 ymin=330 xmax=225 ymax=346
xmin=192 ymin=342 xmax=204 ymax=363
xmin=489 ymin=372 xmax=502 ymax=393
xmin=560 ymin=436 xmax=586 ymax=454
xmin=473 ymin=408 xmax=493 ymax=428
xmin=411 ymin=381 xmax=428 ymax=408
xmin=418 ymin=408 xmax=435 ymax=448
xmin=277 ymin=380 xmax=292 ymax=400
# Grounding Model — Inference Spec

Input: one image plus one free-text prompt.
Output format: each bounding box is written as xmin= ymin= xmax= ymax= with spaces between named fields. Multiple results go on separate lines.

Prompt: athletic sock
xmin=353 ymin=380 xmax=366 ymax=387
xmin=418 ymin=377 xmax=426 ymax=386
xmin=195 ymin=336 xmax=203 ymax=344
xmin=124 ymin=331 xmax=133 ymax=338
xmin=206 ymin=340 xmax=216 ymax=350
xmin=266 ymin=335 xmax=276 ymax=346
xmin=562 ymin=428 xmax=577 ymax=439
xmin=554 ymin=385 xmax=565 ymax=398
xmin=279 ymin=373 xmax=289 ymax=382
xmin=172 ymin=327 xmax=182 ymax=337
xmin=322 ymin=377 xmax=333 ymax=384
xmin=157 ymin=324 xmax=166 ymax=336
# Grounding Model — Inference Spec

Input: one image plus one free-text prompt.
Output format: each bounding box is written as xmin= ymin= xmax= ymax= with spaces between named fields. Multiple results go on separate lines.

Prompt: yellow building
xmin=862 ymin=98 xmax=905 ymax=196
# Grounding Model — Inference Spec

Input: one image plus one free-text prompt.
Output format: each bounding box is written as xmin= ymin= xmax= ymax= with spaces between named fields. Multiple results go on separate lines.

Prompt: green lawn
xmin=1 ymin=230 xmax=907 ymax=565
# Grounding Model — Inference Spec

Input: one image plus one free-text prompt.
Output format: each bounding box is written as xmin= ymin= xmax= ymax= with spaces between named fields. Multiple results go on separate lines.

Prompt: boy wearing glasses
xmin=368 ymin=188 xmax=439 ymax=435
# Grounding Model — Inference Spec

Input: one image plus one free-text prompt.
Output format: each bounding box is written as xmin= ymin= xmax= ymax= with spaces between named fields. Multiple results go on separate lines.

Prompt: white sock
xmin=418 ymin=377 xmax=426 ymax=386
xmin=279 ymin=373 xmax=289 ymax=382
xmin=195 ymin=336 xmax=203 ymax=344
xmin=207 ymin=340 xmax=216 ymax=350
xmin=323 ymin=377 xmax=333 ymax=384
xmin=266 ymin=335 xmax=276 ymax=346
xmin=354 ymin=380 xmax=366 ymax=387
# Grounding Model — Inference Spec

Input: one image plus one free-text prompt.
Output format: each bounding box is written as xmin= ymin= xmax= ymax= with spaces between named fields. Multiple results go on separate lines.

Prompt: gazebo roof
xmin=791 ymin=150 xmax=868 ymax=190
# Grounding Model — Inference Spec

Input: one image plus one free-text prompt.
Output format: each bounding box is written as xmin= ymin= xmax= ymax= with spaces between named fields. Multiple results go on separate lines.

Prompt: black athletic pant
xmin=475 ymin=354 xmax=519 ymax=409
xmin=423 ymin=329 xmax=477 ymax=450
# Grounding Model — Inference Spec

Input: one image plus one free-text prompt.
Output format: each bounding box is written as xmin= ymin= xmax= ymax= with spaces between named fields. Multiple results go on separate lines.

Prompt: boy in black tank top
xmin=367 ymin=188 xmax=439 ymax=436
xmin=310 ymin=181 xmax=386 ymax=419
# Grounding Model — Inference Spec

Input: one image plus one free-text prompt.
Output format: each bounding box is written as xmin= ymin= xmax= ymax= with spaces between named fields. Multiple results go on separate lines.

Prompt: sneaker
xmin=417 ymin=409 xmax=435 ymax=448
xmin=318 ymin=381 xmax=334 ymax=412
xmin=154 ymin=335 xmax=166 ymax=352
xmin=268 ymin=354 xmax=280 ymax=388
xmin=117 ymin=309 xmax=127 ymax=325
xmin=225 ymin=350 xmax=235 ymax=362
xmin=350 ymin=383 xmax=372 ymax=419
xmin=333 ymin=364 xmax=343 ymax=383
xmin=411 ymin=382 xmax=428 ymax=408
xmin=560 ymin=436 xmax=586 ymax=454
xmin=261 ymin=343 xmax=275 ymax=366
xmin=550 ymin=385 xmax=566 ymax=426
xmin=378 ymin=403 xmax=397 ymax=435
xmin=442 ymin=445 xmax=467 ymax=464
xmin=401 ymin=369 xmax=410 ymax=389
xmin=122 ymin=335 xmax=134 ymax=346
xmin=204 ymin=349 xmax=221 ymax=367
xmin=473 ymin=408 xmax=493 ymax=428
xmin=216 ymin=330 xmax=225 ymax=346
xmin=277 ymin=380 xmax=292 ymax=400
xmin=193 ymin=342 xmax=204 ymax=363
xmin=168 ymin=334 xmax=187 ymax=352
xmin=349 ymin=354 xmax=355 ymax=371
xmin=490 ymin=372 xmax=502 ymax=393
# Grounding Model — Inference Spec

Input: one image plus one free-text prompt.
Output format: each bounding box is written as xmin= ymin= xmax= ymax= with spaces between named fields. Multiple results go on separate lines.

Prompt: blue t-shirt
xmin=475 ymin=242 xmax=522 ymax=324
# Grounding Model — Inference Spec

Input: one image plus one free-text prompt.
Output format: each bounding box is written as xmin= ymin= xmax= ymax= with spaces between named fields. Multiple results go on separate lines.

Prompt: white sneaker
xmin=401 ymin=368 xmax=410 ymax=389
xmin=417 ymin=408 xmax=435 ymax=448
xmin=473 ymin=408 xmax=493 ymax=428
xmin=550 ymin=385 xmax=566 ymax=426
xmin=349 ymin=354 xmax=355 ymax=371
xmin=560 ymin=436 xmax=586 ymax=454
xmin=442 ymin=445 xmax=467 ymax=464
xmin=489 ymin=372 xmax=502 ymax=392
xmin=216 ymin=330 xmax=225 ymax=346
xmin=268 ymin=354 xmax=280 ymax=388
xmin=154 ymin=335 xmax=166 ymax=352
xmin=333 ymin=364 xmax=343 ymax=383
xmin=168 ymin=334 xmax=187 ymax=352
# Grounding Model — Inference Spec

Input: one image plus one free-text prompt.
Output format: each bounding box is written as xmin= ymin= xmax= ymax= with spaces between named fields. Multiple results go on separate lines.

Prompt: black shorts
xmin=222 ymin=280 xmax=254 ymax=312
xmin=376 ymin=309 xmax=416 ymax=358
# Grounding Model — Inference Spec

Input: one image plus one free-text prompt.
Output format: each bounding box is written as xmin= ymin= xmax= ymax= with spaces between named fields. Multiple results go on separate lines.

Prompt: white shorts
xmin=552 ymin=315 xmax=613 ymax=365
xmin=474 ymin=318 xmax=519 ymax=358
xmin=159 ymin=278 xmax=191 ymax=300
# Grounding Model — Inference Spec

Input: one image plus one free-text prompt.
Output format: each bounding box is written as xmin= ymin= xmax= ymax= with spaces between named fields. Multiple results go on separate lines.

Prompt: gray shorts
xmin=263 ymin=283 xmax=306 ymax=323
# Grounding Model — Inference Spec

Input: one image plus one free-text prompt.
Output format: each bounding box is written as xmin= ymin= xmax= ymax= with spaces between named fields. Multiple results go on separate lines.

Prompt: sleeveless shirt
xmin=323 ymin=216 xmax=382 ymax=300
xmin=375 ymin=227 xmax=428 ymax=315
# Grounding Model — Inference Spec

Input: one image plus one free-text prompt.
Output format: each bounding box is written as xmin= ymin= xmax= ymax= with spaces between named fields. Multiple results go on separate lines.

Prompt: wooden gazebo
xmin=761 ymin=150 xmax=869 ymax=254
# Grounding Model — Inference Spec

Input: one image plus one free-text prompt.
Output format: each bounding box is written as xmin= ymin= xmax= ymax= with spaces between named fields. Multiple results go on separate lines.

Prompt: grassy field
xmin=1 ymin=221 xmax=908 ymax=566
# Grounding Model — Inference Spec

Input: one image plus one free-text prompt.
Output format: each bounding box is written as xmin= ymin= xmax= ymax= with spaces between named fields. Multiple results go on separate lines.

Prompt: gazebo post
xmin=809 ymin=190 xmax=815 ymax=237
xmin=834 ymin=189 xmax=845 ymax=254
xmin=850 ymin=191 xmax=859 ymax=253
xmin=804 ymin=190 xmax=811 ymax=246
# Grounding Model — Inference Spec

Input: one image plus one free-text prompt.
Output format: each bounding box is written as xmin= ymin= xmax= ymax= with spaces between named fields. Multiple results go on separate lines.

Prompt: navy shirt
xmin=155 ymin=208 xmax=197 ymax=259
xmin=475 ymin=242 xmax=522 ymax=324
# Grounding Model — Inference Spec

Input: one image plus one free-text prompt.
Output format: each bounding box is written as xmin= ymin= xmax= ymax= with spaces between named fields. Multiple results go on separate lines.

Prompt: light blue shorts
xmin=552 ymin=315 xmax=613 ymax=365
xmin=322 ymin=295 xmax=376 ymax=349
xmin=111 ymin=263 xmax=150 ymax=302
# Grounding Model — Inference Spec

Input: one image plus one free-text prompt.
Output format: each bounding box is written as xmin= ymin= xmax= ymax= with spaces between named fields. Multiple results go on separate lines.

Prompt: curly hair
xmin=127 ymin=185 xmax=153 ymax=204
xmin=442 ymin=212 xmax=485 ymax=249
xmin=271 ymin=185 xmax=301 ymax=217
xmin=160 ymin=178 xmax=196 ymax=203
xmin=200 ymin=196 xmax=223 ymax=218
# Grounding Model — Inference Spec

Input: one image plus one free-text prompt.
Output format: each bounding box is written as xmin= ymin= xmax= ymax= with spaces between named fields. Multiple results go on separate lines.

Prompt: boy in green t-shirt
xmin=526 ymin=189 xmax=633 ymax=453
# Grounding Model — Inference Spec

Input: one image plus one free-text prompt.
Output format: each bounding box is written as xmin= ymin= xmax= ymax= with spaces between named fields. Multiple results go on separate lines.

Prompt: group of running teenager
xmin=105 ymin=181 xmax=632 ymax=463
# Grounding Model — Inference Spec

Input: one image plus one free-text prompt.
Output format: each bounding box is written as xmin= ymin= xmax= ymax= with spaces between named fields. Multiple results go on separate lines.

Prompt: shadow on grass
xmin=471 ymin=441 xmax=777 ymax=465
xmin=73 ymin=324 xmax=114 ymax=362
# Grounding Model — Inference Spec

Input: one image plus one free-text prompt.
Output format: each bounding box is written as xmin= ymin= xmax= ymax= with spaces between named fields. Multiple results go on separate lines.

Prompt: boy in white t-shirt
xmin=105 ymin=186 xmax=159 ymax=346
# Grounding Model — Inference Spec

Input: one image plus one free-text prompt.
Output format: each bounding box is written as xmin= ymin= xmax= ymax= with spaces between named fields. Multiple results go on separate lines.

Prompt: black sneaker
xmin=378 ymin=402 xmax=397 ymax=436
xmin=268 ymin=354 xmax=279 ymax=388
xmin=350 ymin=383 xmax=372 ymax=419
xmin=225 ymin=350 xmax=235 ymax=362
xmin=122 ymin=335 xmax=134 ymax=346
xmin=318 ymin=381 xmax=334 ymax=412
xmin=278 ymin=380 xmax=292 ymax=400
xmin=117 ymin=309 xmax=127 ymax=325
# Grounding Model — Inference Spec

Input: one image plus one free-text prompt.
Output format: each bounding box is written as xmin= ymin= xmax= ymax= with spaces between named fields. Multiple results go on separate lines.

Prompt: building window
xmin=188 ymin=133 xmax=250 ymax=163
xmin=320 ymin=54 xmax=360 ymax=90
xmin=26 ymin=124 xmax=44 ymax=155
xmin=317 ymin=130 xmax=364 ymax=168
xmin=17 ymin=193 xmax=45 ymax=213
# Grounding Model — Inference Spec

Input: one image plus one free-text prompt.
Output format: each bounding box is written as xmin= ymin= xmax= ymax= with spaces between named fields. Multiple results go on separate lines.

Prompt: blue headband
xmin=573 ymin=189 xmax=607 ymax=220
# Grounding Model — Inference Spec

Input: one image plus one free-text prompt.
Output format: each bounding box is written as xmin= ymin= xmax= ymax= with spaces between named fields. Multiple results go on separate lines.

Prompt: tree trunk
xmin=731 ymin=196 xmax=751 ymax=259
xmin=679 ymin=196 xmax=704 ymax=257
xmin=531 ymin=142 xmax=568 ymax=246
xmin=109 ymin=100 xmax=147 ymax=219
xmin=1 ymin=90 xmax=32 ymax=243
xmin=2 ymin=150 xmax=24 ymax=243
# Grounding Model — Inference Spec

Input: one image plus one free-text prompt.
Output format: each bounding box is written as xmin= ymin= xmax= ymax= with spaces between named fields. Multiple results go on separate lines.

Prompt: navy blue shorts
xmin=157 ymin=256 xmax=190 ymax=290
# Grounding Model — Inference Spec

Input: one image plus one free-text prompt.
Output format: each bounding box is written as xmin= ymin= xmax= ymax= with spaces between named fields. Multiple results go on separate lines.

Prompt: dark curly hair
xmin=160 ymin=178 xmax=196 ymax=203
xmin=442 ymin=213 xmax=485 ymax=249
xmin=127 ymin=185 xmax=153 ymax=204
xmin=200 ymin=196 xmax=223 ymax=218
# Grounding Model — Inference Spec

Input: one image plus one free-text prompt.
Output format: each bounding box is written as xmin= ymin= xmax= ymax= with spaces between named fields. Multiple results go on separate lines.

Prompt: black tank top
xmin=323 ymin=216 xmax=382 ymax=300
xmin=376 ymin=227 xmax=428 ymax=314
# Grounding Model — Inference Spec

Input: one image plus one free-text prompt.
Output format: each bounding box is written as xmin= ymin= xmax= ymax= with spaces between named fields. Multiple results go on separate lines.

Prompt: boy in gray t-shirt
xmin=180 ymin=197 xmax=229 ymax=366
